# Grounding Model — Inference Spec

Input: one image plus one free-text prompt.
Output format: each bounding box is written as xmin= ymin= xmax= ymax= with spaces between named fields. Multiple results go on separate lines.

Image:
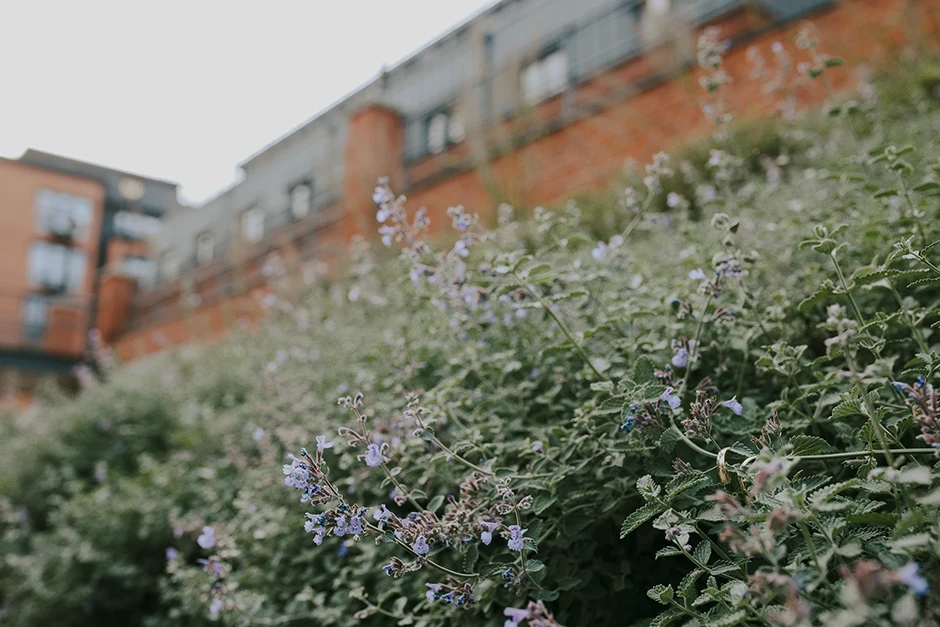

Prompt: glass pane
xmin=544 ymin=51 xmax=569 ymax=96
xmin=427 ymin=113 xmax=448 ymax=154
xmin=291 ymin=185 xmax=311 ymax=218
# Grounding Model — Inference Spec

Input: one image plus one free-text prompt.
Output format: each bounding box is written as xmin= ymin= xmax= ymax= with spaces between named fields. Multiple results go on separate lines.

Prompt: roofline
xmin=19 ymin=149 xmax=180 ymax=188
xmin=0 ymin=155 xmax=109 ymax=190
xmin=237 ymin=0 xmax=506 ymax=170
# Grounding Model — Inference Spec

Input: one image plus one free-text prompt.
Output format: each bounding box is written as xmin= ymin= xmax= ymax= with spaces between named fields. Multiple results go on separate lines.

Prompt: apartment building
xmin=0 ymin=151 xmax=179 ymax=401
xmin=90 ymin=0 xmax=933 ymax=359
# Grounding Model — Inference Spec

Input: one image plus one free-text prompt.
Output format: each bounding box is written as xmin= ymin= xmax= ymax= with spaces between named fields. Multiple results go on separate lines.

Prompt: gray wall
xmin=151 ymin=0 xmax=831 ymax=285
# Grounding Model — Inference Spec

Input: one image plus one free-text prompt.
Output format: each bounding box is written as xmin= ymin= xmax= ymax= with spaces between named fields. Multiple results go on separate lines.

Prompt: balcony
xmin=0 ymin=292 xmax=90 ymax=360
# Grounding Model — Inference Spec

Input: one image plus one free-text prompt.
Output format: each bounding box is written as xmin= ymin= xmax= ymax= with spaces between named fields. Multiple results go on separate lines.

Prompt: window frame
xmin=241 ymin=207 xmax=265 ymax=243
xmin=195 ymin=231 xmax=216 ymax=266
xmin=422 ymin=105 xmax=465 ymax=157
xmin=520 ymin=43 xmax=570 ymax=106
xmin=289 ymin=180 xmax=313 ymax=220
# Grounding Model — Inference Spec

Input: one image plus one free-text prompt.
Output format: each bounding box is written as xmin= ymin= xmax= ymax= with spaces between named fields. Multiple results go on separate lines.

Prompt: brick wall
xmin=113 ymin=0 xmax=940 ymax=362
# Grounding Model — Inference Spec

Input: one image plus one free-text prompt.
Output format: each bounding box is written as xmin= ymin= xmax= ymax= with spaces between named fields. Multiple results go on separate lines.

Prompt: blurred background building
xmin=0 ymin=151 xmax=179 ymax=403
xmin=1 ymin=0 xmax=934 ymax=395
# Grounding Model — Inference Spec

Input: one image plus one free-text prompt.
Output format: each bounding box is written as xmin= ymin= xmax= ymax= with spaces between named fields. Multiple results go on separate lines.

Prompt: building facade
xmin=13 ymin=0 xmax=928 ymax=363
xmin=0 ymin=152 xmax=179 ymax=403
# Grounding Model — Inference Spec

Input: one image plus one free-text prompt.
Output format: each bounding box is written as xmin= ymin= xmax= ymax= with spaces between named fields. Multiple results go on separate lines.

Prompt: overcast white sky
xmin=0 ymin=0 xmax=494 ymax=204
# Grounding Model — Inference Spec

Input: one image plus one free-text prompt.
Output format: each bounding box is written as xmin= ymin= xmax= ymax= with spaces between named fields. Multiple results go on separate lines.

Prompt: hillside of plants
xmin=2 ymin=28 xmax=940 ymax=627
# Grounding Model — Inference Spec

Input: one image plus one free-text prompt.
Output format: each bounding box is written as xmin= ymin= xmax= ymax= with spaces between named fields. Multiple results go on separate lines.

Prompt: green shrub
xmin=2 ymin=32 xmax=940 ymax=627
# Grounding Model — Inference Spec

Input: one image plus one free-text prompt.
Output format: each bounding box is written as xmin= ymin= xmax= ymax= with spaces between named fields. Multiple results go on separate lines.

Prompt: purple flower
xmin=896 ymin=562 xmax=929 ymax=595
xmin=504 ymin=606 xmax=530 ymax=626
xmin=333 ymin=516 xmax=348 ymax=537
xmin=719 ymin=396 xmax=743 ymax=416
xmin=379 ymin=225 xmax=396 ymax=247
xmin=426 ymin=583 xmax=442 ymax=603
xmin=316 ymin=435 xmax=334 ymax=452
xmin=660 ymin=386 xmax=681 ymax=410
xmin=311 ymin=527 xmax=326 ymax=545
xmin=209 ymin=598 xmax=223 ymax=617
xmin=671 ymin=347 xmax=689 ymax=368
xmin=165 ymin=547 xmax=179 ymax=561
xmin=252 ymin=427 xmax=264 ymax=441
xmin=372 ymin=186 xmax=387 ymax=205
xmin=364 ymin=443 xmax=383 ymax=467
xmin=197 ymin=526 xmax=215 ymax=550
xmin=480 ymin=521 xmax=500 ymax=546
xmin=348 ymin=515 xmax=363 ymax=535
xmin=507 ymin=525 xmax=526 ymax=552
xmin=373 ymin=504 xmax=391 ymax=521
xmin=591 ymin=242 xmax=607 ymax=261
xmin=667 ymin=192 xmax=682 ymax=208
xmin=689 ymin=268 xmax=707 ymax=280
xmin=413 ymin=535 xmax=430 ymax=555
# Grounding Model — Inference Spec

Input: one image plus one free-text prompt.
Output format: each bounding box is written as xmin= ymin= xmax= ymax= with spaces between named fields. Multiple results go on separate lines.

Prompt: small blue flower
xmin=316 ymin=435 xmax=334 ymax=452
xmin=348 ymin=515 xmax=363 ymax=535
xmin=689 ymin=268 xmax=706 ymax=280
xmin=621 ymin=416 xmax=636 ymax=432
xmin=507 ymin=525 xmax=526 ymax=552
xmin=333 ymin=516 xmax=348 ymax=537
xmin=197 ymin=526 xmax=215 ymax=550
xmin=209 ymin=598 xmax=223 ymax=617
xmin=480 ymin=521 xmax=500 ymax=546
xmin=337 ymin=542 xmax=349 ymax=558
xmin=896 ymin=562 xmax=929 ymax=595
xmin=364 ymin=443 xmax=383 ymax=467
xmin=413 ymin=535 xmax=430 ymax=555
xmin=719 ymin=396 xmax=743 ymax=416
xmin=373 ymin=504 xmax=391 ymax=522
xmin=591 ymin=241 xmax=607 ymax=261
xmin=252 ymin=427 xmax=264 ymax=441
xmin=671 ymin=347 xmax=689 ymax=368
xmin=426 ymin=583 xmax=442 ymax=603
xmin=660 ymin=386 xmax=681 ymax=410
xmin=165 ymin=547 xmax=179 ymax=561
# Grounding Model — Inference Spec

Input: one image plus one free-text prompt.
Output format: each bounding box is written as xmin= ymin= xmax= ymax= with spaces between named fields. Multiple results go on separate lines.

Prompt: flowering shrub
xmin=2 ymin=29 xmax=940 ymax=627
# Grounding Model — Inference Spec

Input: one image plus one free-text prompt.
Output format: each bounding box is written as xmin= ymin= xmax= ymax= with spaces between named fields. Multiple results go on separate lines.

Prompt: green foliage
xmin=3 ymin=48 xmax=940 ymax=627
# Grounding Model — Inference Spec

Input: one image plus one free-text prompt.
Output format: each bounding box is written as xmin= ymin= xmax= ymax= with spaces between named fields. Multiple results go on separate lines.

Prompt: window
xmin=647 ymin=0 xmax=671 ymax=15
xmin=22 ymin=295 xmax=48 ymax=341
xmin=159 ymin=251 xmax=180 ymax=282
xmin=241 ymin=207 xmax=264 ymax=243
xmin=35 ymin=189 xmax=93 ymax=237
xmin=27 ymin=242 xmax=86 ymax=293
xmin=521 ymin=49 xmax=569 ymax=105
xmin=195 ymin=232 xmax=215 ymax=266
xmin=426 ymin=111 xmax=465 ymax=155
xmin=290 ymin=183 xmax=312 ymax=219
xmin=122 ymin=256 xmax=154 ymax=281
xmin=114 ymin=211 xmax=160 ymax=239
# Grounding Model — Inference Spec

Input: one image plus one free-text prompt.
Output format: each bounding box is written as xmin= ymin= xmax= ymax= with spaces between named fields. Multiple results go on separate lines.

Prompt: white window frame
xmin=290 ymin=183 xmax=312 ymax=219
xmin=195 ymin=232 xmax=215 ymax=266
xmin=27 ymin=241 xmax=86 ymax=293
xmin=35 ymin=189 xmax=93 ymax=238
xmin=122 ymin=256 xmax=154 ymax=281
xmin=521 ymin=48 xmax=570 ymax=105
xmin=241 ymin=207 xmax=265 ymax=243
xmin=427 ymin=112 xmax=449 ymax=154
xmin=114 ymin=210 xmax=160 ymax=239
xmin=159 ymin=251 xmax=180 ymax=282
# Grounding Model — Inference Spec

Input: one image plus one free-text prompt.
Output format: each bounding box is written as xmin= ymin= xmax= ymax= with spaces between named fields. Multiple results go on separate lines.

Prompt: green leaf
xmin=620 ymin=503 xmax=665 ymax=538
xmin=462 ymin=542 xmax=479 ymax=572
xmin=649 ymin=609 xmax=683 ymax=627
xmin=810 ymin=479 xmax=858 ymax=509
xmin=637 ymin=475 xmax=662 ymax=502
xmin=633 ymin=356 xmax=657 ymax=383
xmin=832 ymin=399 xmax=863 ymax=419
xmin=647 ymin=584 xmax=674 ymax=605
xmin=693 ymin=541 xmax=712 ymax=565
xmin=678 ymin=569 xmax=704 ymax=600
xmin=427 ymin=494 xmax=445 ymax=513
xmin=790 ymin=435 xmax=830 ymax=456
xmin=525 ymin=559 xmax=545 ymax=573
xmin=666 ymin=472 xmax=710 ymax=499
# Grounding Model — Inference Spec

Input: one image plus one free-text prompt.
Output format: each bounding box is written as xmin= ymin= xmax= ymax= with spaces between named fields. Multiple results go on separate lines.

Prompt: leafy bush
xmin=2 ymin=27 xmax=940 ymax=627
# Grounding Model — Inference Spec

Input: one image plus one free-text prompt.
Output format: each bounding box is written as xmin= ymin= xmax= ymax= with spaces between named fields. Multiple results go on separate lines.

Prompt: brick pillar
xmin=96 ymin=272 xmax=136 ymax=343
xmin=341 ymin=104 xmax=405 ymax=243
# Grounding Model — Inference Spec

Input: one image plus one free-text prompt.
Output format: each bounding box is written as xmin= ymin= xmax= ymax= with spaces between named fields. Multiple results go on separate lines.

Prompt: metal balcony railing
xmin=0 ymin=292 xmax=90 ymax=358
